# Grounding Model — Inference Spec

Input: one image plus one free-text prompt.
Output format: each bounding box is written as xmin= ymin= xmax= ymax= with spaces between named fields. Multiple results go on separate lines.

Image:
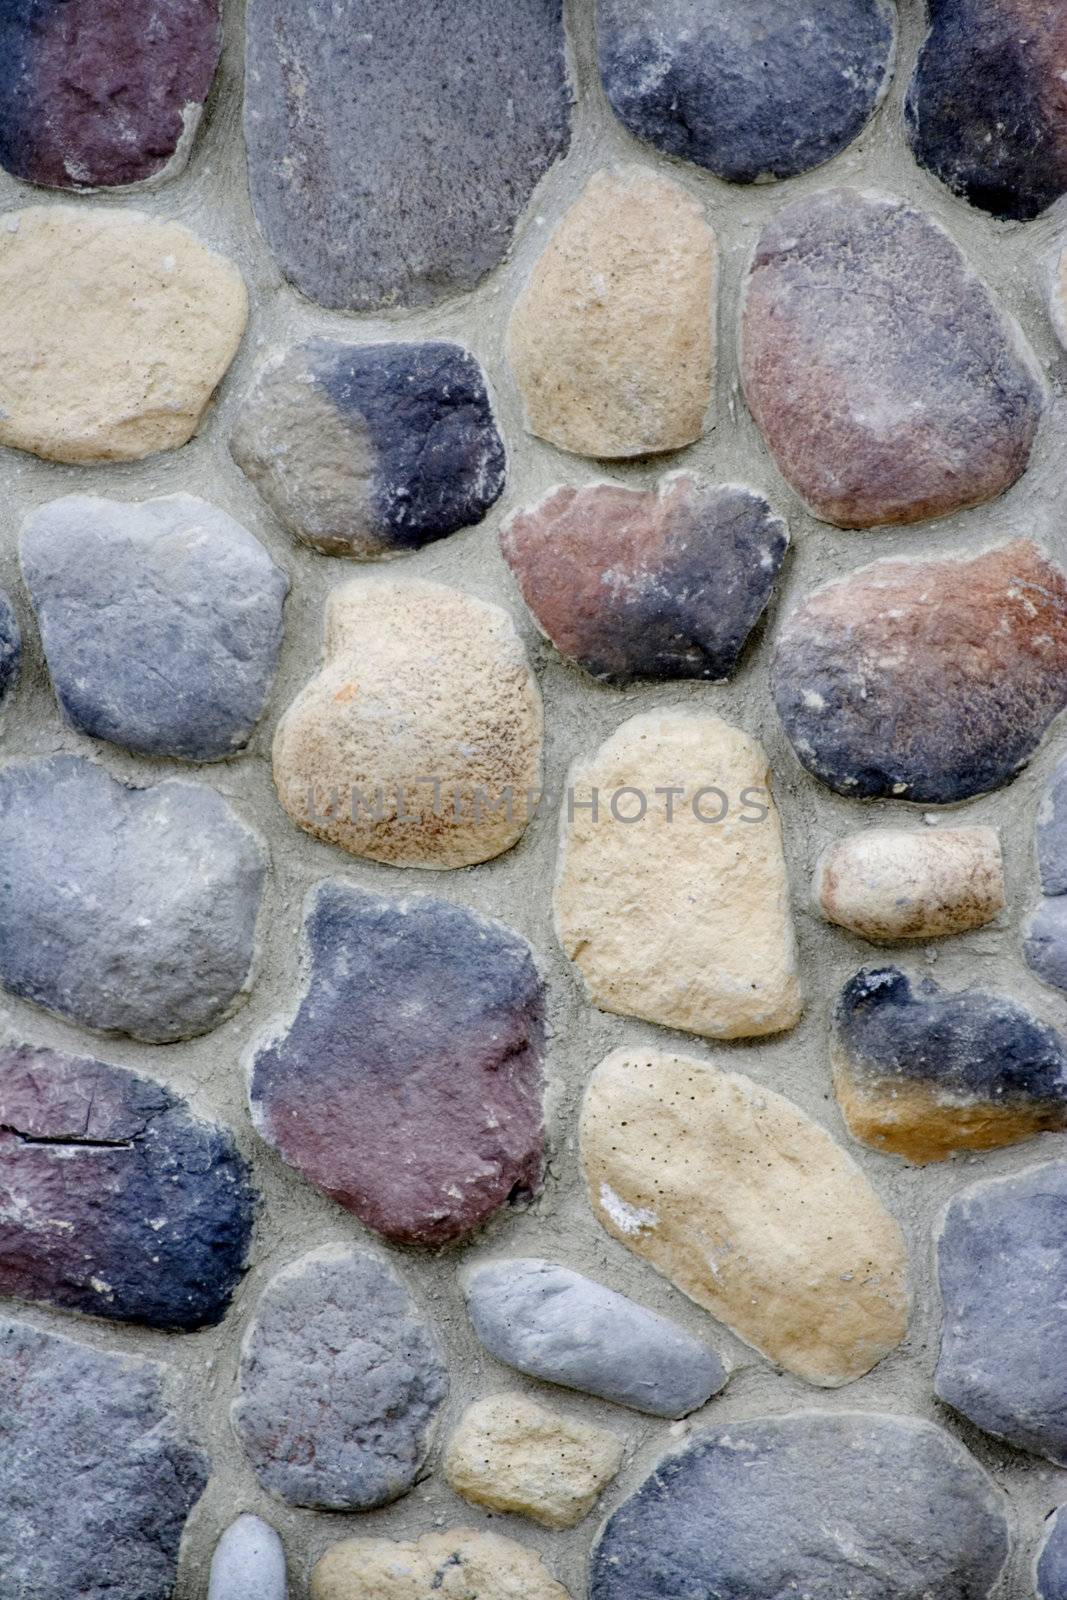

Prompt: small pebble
xmin=209 ymin=1515 xmax=286 ymax=1600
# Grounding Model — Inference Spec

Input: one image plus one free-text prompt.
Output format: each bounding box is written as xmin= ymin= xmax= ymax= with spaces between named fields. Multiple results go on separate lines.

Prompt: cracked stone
xmin=209 ymin=1516 xmax=287 ymax=1600
xmin=310 ymin=1529 xmax=571 ymax=1600
xmin=815 ymin=826 xmax=1004 ymax=941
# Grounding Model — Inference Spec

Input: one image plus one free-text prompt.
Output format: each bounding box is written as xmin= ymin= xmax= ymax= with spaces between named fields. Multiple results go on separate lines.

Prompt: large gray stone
xmin=1025 ymin=753 xmax=1067 ymax=996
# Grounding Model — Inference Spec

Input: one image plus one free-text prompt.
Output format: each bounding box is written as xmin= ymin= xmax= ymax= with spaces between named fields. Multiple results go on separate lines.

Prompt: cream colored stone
xmin=814 ymin=826 xmax=1004 ymax=941
xmin=506 ymin=167 xmax=716 ymax=458
xmin=580 ymin=1048 xmax=909 ymax=1386
xmin=273 ymin=578 xmax=543 ymax=869
xmin=0 ymin=206 xmax=247 ymax=463
xmin=554 ymin=710 xmax=801 ymax=1038
xmin=310 ymin=1529 xmax=571 ymax=1600
xmin=443 ymin=1392 xmax=623 ymax=1529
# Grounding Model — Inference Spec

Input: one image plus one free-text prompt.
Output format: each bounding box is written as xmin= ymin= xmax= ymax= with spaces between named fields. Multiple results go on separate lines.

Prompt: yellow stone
xmin=310 ymin=1529 xmax=571 ymax=1600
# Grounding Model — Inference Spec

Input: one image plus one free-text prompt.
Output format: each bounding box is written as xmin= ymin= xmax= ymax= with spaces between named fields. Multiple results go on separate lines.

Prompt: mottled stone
xmin=500 ymin=476 xmax=788 ymax=682
xmin=598 ymin=0 xmax=895 ymax=183
xmin=232 ymin=1245 xmax=447 ymax=1510
xmin=231 ymin=340 xmax=505 ymax=559
xmin=1038 ymin=1507 xmax=1067 ymax=1600
xmin=740 ymin=189 xmax=1044 ymax=527
xmin=0 ymin=755 xmax=265 ymax=1041
xmin=209 ymin=1515 xmax=287 ymax=1600
xmin=773 ymin=542 xmax=1067 ymax=803
xmin=273 ymin=578 xmax=542 ymax=869
xmin=0 ymin=589 xmax=20 ymax=707
xmin=311 ymin=1530 xmax=571 ymax=1600
xmin=21 ymin=494 xmax=287 ymax=761
xmin=0 ymin=1317 xmax=209 ymax=1600
xmin=464 ymin=1258 xmax=727 ymax=1417
xmin=249 ymin=881 xmax=545 ymax=1245
xmin=245 ymin=0 xmax=569 ymax=311
xmin=506 ymin=168 xmax=717 ymax=458
xmin=589 ymin=1413 xmax=1009 ymax=1600
xmin=815 ymin=826 xmax=1004 ymax=940
xmin=0 ymin=0 xmax=221 ymax=191
xmin=581 ymin=1048 xmax=908 ymax=1386
xmin=554 ymin=710 xmax=801 ymax=1039
xmin=0 ymin=206 xmax=247 ymax=463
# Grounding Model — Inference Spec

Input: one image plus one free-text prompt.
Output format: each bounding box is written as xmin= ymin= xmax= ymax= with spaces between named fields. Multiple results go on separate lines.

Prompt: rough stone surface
xmin=273 ymin=578 xmax=542 ymax=869
xmin=506 ymin=167 xmax=717 ymax=458
xmin=209 ymin=1515 xmax=287 ymax=1600
xmin=589 ymin=1413 xmax=1010 ymax=1600
xmin=464 ymin=1257 xmax=727 ymax=1417
xmin=598 ymin=0 xmax=895 ymax=183
xmin=0 ymin=588 xmax=20 ymax=708
xmin=0 ymin=206 xmax=247 ymax=463
xmin=500 ymin=476 xmax=788 ymax=683
xmin=443 ymin=1392 xmax=623 ymax=1529
xmin=0 ymin=1317 xmax=209 ymax=1600
xmin=580 ymin=1048 xmax=908 ymax=1386
xmin=773 ymin=542 xmax=1067 ymax=803
xmin=0 ymin=0 xmax=221 ymax=191
xmin=832 ymin=967 xmax=1067 ymax=1162
xmin=936 ymin=1161 xmax=1067 ymax=1464
xmin=310 ymin=1530 xmax=571 ymax=1600
xmin=1052 ymin=246 xmax=1067 ymax=353
xmin=815 ymin=826 xmax=1005 ymax=940
xmin=0 ymin=754 xmax=266 ymax=1042
xmin=554 ymin=710 xmax=801 ymax=1039
xmin=249 ymin=881 xmax=545 ymax=1245
xmin=1025 ymin=752 xmax=1067 ymax=994
xmin=230 ymin=340 xmax=506 ymax=559
xmin=1038 ymin=1507 xmax=1067 ymax=1600
xmin=232 ymin=1245 xmax=447 ymax=1510
xmin=245 ymin=0 xmax=570 ymax=311
xmin=21 ymin=494 xmax=287 ymax=761
xmin=740 ymin=189 xmax=1044 ymax=528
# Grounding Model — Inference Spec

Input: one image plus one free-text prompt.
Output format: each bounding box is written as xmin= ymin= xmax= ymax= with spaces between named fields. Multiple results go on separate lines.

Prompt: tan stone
xmin=814 ymin=827 xmax=1004 ymax=941
xmin=273 ymin=578 xmax=543 ymax=869
xmin=580 ymin=1048 xmax=909 ymax=1386
xmin=310 ymin=1529 xmax=571 ymax=1600
xmin=553 ymin=710 xmax=801 ymax=1039
xmin=443 ymin=1393 xmax=623 ymax=1529
xmin=0 ymin=206 xmax=247 ymax=463
xmin=506 ymin=167 xmax=716 ymax=458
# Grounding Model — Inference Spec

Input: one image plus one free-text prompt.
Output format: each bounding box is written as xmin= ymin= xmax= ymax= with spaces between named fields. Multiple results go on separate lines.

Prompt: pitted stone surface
xmin=0 ymin=589 xmax=19 ymax=708
xmin=773 ymin=542 xmax=1067 ymax=803
xmin=245 ymin=0 xmax=570 ymax=311
xmin=231 ymin=340 xmax=506 ymax=559
xmin=209 ymin=1515 xmax=287 ymax=1600
xmin=249 ymin=881 xmax=545 ymax=1245
xmin=740 ymin=189 xmax=1044 ymax=527
xmin=232 ymin=1245 xmax=447 ymax=1510
xmin=506 ymin=167 xmax=717 ymax=459
xmin=815 ymin=826 xmax=1004 ymax=941
xmin=580 ymin=1049 xmax=908 ymax=1386
xmin=0 ymin=0 xmax=221 ymax=191
xmin=273 ymin=578 xmax=542 ymax=869
xmin=464 ymin=1258 xmax=727 ymax=1417
xmin=0 ymin=206 xmax=247 ymax=463
xmin=500 ymin=477 xmax=788 ymax=682
xmin=0 ymin=1317 xmax=209 ymax=1600
xmin=0 ymin=755 xmax=266 ymax=1041
xmin=310 ymin=1529 xmax=571 ymax=1600
xmin=589 ymin=1413 xmax=1009 ymax=1600
xmin=1039 ymin=1508 xmax=1067 ymax=1600
xmin=597 ymin=0 xmax=895 ymax=183
xmin=21 ymin=494 xmax=287 ymax=761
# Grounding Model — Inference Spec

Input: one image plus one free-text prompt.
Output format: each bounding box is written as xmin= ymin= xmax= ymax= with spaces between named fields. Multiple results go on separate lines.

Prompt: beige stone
xmin=443 ymin=1393 xmax=623 ymax=1529
xmin=0 ymin=206 xmax=247 ymax=463
xmin=814 ymin=827 xmax=1005 ymax=941
xmin=580 ymin=1048 xmax=909 ymax=1386
xmin=273 ymin=578 xmax=543 ymax=869
xmin=506 ymin=167 xmax=716 ymax=458
xmin=309 ymin=1529 xmax=571 ymax=1600
xmin=553 ymin=710 xmax=801 ymax=1038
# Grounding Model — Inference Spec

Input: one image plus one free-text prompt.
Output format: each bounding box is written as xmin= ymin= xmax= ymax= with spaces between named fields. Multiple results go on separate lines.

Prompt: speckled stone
xmin=832 ymin=968 xmax=1067 ymax=1162
xmin=773 ymin=543 xmax=1067 ymax=803
xmin=310 ymin=1530 xmax=571 ymax=1600
xmin=740 ymin=189 xmax=1044 ymax=527
xmin=0 ymin=589 xmax=20 ymax=707
xmin=21 ymin=494 xmax=287 ymax=761
xmin=463 ymin=1258 xmax=727 ymax=1418
xmin=1038 ymin=1507 xmax=1067 ymax=1600
xmin=249 ymin=881 xmax=545 ymax=1245
xmin=209 ymin=1516 xmax=287 ymax=1600
xmin=231 ymin=340 xmax=505 ymax=559
xmin=598 ymin=0 xmax=895 ymax=183
xmin=232 ymin=1245 xmax=447 ymax=1510
xmin=936 ymin=1162 xmax=1067 ymax=1463
xmin=245 ymin=0 xmax=570 ymax=311
xmin=500 ymin=476 xmax=788 ymax=682
xmin=589 ymin=1413 xmax=1009 ymax=1600
xmin=815 ymin=826 xmax=1005 ymax=940
xmin=0 ymin=1317 xmax=209 ymax=1600
xmin=0 ymin=755 xmax=266 ymax=1041
xmin=0 ymin=0 xmax=221 ymax=190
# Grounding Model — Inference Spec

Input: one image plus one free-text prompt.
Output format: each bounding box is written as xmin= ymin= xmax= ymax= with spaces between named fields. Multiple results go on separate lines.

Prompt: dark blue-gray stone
xmin=589 ymin=1412 xmax=1009 ymax=1600
xmin=464 ymin=1258 xmax=727 ymax=1417
xmin=597 ymin=0 xmax=896 ymax=184
xmin=936 ymin=1161 xmax=1067 ymax=1464
xmin=0 ymin=589 xmax=19 ymax=707
xmin=20 ymin=494 xmax=288 ymax=761
xmin=1039 ymin=1507 xmax=1067 ymax=1600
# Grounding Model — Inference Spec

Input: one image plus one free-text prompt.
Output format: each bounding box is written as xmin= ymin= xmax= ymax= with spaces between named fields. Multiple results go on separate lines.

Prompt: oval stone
xmin=815 ymin=826 xmax=1004 ymax=940
xmin=311 ymin=1530 xmax=570 ymax=1600
xmin=209 ymin=1517 xmax=287 ymax=1600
